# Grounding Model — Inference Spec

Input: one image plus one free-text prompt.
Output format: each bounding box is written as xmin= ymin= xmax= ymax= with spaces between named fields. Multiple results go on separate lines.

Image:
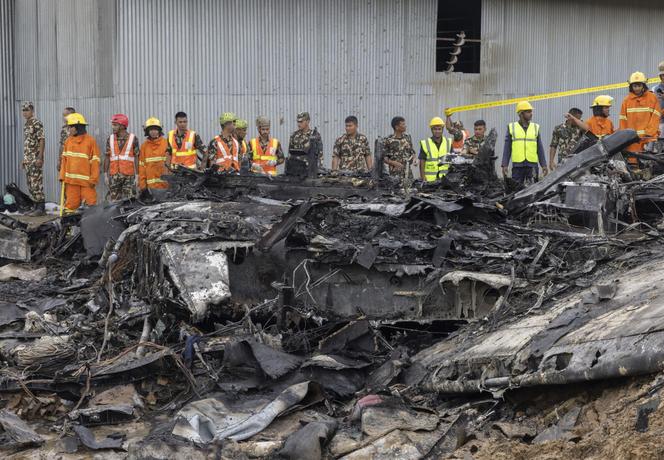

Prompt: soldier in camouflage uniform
xmin=383 ymin=116 xmax=416 ymax=181
xmin=549 ymin=108 xmax=584 ymax=168
xmin=21 ymin=101 xmax=46 ymax=215
xmin=331 ymin=116 xmax=372 ymax=172
xmin=57 ymin=107 xmax=76 ymax=173
xmin=289 ymin=112 xmax=324 ymax=167
xmin=461 ymin=119 xmax=487 ymax=156
xmin=104 ymin=114 xmax=139 ymax=202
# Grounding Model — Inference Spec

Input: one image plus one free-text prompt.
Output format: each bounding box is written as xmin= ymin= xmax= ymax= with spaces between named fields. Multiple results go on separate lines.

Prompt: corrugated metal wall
xmin=0 ymin=0 xmax=16 ymax=188
xmin=5 ymin=0 xmax=664 ymax=202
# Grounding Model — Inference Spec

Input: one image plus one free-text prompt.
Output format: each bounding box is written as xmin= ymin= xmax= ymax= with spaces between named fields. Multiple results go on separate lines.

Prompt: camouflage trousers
xmin=108 ymin=174 xmax=136 ymax=202
xmin=25 ymin=159 xmax=45 ymax=202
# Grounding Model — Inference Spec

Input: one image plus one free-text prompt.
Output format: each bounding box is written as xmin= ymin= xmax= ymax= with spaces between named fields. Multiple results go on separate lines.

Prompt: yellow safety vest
xmin=509 ymin=122 xmax=540 ymax=164
xmin=420 ymin=137 xmax=451 ymax=182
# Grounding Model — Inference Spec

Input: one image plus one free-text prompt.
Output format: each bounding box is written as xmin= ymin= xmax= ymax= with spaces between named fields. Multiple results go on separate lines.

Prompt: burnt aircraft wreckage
xmin=3 ymin=128 xmax=664 ymax=457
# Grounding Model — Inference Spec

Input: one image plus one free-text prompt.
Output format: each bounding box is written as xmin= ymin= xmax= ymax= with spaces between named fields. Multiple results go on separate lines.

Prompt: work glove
xmin=267 ymin=160 xmax=277 ymax=167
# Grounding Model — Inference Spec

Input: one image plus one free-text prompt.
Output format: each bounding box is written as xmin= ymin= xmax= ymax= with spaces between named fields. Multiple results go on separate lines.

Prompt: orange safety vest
xmin=139 ymin=137 xmax=169 ymax=190
xmin=452 ymin=130 xmax=470 ymax=153
xmin=168 ymin=129 xmax=197 ymax=169
xmin=109 ymin=133 xmax=137 ymax=176
xmin=213 ymin=135 xmax=240 ymax=172
xmin=250 ymin=137 xmax=279 ymax=176
xmin=60 ymin=134 xmax=101 ymax=186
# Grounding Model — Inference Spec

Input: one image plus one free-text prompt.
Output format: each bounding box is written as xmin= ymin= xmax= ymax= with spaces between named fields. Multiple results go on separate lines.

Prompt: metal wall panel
xmin=5 ymin=0 xmax=664 ymax=203
xmin=0 ymin=0 xmax=17 ymax=191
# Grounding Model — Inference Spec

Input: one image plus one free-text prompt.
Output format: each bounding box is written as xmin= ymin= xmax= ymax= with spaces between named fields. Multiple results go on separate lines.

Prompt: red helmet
xmin=111 ymin=113 xmax=129 ymax=128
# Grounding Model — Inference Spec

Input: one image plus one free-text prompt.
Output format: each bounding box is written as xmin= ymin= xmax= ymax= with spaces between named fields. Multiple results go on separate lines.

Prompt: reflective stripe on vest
xmin=214 ymin=136 xmax=239 ymax=164
xmin=509 ymin=122 xmax=540 ymax=164
xmin=109 ymin=133 xmax=136 ymax=175
xmin=420 ymin=137 xmax=451 ymax=182
xmin=250 ymin=137 xmax=279 ymax=176
xmin=168 ymin=130 xmax=197 ymax=169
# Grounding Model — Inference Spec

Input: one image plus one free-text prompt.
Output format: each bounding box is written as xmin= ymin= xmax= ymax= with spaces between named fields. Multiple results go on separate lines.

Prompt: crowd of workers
xmin=17 ymin=66 xmax=664 ymax=215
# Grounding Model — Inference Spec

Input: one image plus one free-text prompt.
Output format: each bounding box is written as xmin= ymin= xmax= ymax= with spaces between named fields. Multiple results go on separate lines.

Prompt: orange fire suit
xmin=586 ymin=116 xmax=614 ymax=139
xmin=139 ymin=137 xmax=169 ymax=190
xmin=620 ymin=91 xmax=661 ymax=163
xmin=60 ymin=133 xmax=100 ymax=211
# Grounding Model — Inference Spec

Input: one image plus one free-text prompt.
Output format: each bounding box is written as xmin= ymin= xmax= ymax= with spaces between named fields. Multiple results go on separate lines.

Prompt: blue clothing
xmin=512 ymin=165 xmax=535 ymax=185
xmin=501 ymin=122 xmax=547 ymax=168
xmin=654 ymin=82 xmax=664 ymax=122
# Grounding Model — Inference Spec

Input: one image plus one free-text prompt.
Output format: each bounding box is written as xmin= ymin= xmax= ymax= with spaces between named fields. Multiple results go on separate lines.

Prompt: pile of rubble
xmin=2 ymin=129 xmax=664 ymax=458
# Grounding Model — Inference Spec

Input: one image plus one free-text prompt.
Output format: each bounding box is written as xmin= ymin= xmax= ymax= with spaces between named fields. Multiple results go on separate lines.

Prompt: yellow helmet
xmin=219 ymin=112 xmax=236 ymax=125
xmin=144 ymin=117 xmax=162 ymax=129
xmin=591 ymin=95 xmax=614 ymax=107
xmin=628 ymin=71 xmax=647 ymax=85
xmin=516 ymin=101 xmax=533 ymax=113
xmin=66 ymin=113 xmax=87 ymax=125
xmin=429 ymin=116 xmax=444 ymax=127
xmin=235 ymin=118 xmax=248 ymax=129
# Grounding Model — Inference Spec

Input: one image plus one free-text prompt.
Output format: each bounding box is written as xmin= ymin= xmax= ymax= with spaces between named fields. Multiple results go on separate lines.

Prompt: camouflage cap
xmin=235 ymin=119 xmax=248 ymax=129
xmin=256 ymin=116 xmax=271 ymax=128
xmin=296 ymin=112 xmax=310 ymax=121
xmin=21 ymin=101 xmax=34 ymax=111
xmin=452 ymin=121 xmax=464 ymax=129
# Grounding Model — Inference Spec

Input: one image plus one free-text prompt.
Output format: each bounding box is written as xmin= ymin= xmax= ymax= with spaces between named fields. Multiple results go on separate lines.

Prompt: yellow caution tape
xmin=444 ymin=77 xmax=661 ymax=116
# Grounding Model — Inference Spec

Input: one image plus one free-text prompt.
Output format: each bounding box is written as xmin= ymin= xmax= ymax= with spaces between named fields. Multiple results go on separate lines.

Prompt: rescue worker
xmin=331 ymin=116 xmax=373 ymax=172
xmin=208 ymin=112 xmax=240 ymax=173
xmin=383 ymin=116 xmax=416 ymax=181
xmin=248 ymin=117 xmax=285 ymax=176
xmin=653 ymin=62 xmax=664 ymax=137
xmin=289 ymin=112 xmax=323 ymax=167
xmin=619 ymin=71 xmax=660 ymax=165
xmin=501 ymin=101 xmax=547 ymax=185
xmin=21 ymin=101 xmax=46 ymax=215
xmin=104 ymin=114 xmax=139 ymax=201
xmin=548 ymin=108 xmax=584 ymax=169
xmin=234 ymin=118 xmax=249 ymax=158
xmin=446 ymin=116 xmax=470 ymax=153
xmin=418 ymin=117 xmax=451 ymax=182
xmin=57 ymin=106 xmax=76 ymax=173
xmin=461 ymin=120 xmax=487 ymax=156
xmin=166 ymin=112 xmax=206 ymax=170
xmin=138 ymin=117 xmax=169 ymax=191
xmin=60 ymin=113 xmax=100 ymax=213
xmin=566 ymin=96 xmax=615 ymax=139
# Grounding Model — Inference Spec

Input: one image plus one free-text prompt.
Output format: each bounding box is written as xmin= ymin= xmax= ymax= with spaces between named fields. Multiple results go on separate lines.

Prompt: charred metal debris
xmin=3 ymin=129 xmax=664 ymax=457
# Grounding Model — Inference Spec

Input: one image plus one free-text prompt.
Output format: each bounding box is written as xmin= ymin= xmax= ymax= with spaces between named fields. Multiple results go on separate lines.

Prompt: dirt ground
xmin=452 ymin=374 xmax=664 ymax=460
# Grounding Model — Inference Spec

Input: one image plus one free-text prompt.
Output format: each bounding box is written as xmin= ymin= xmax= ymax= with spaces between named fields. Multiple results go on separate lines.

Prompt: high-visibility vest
xmin=420 ymin=137 xmax=451 ymax=182
xmin=213 ymin=135 xmax=240 ymax=172
xmin=509 ymin=122 xmax=540 ymax=164
xmin=139 ymin=137 xmax=169 ymax=190
xmin=451 ymin=130 xmax=469 ymax=153
xmin=109 ymin=133 xmax=136 ymax=176
xmin=250 ymin=137 xmax=279 ymax=176
xmin=168 ymin=129 xmax=197 ymax=169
